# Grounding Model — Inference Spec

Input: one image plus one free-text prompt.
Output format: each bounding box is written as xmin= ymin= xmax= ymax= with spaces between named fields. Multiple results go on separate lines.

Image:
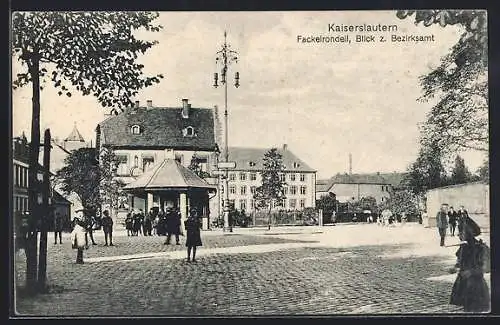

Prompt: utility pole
xmin=38 ymin=129 xmax=51 ymax=290
xmin=214 ymin=31 xmax=240 ymax=233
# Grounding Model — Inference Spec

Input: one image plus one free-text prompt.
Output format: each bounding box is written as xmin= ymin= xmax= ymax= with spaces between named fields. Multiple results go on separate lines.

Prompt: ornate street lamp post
xmin=214 ymin=31 xmax=240 ymax=232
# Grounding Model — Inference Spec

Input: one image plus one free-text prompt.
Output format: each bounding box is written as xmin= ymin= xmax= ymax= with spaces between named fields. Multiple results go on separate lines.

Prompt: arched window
xmin=131 ymin=125 xmax=141 ymax=135
xmin=183 ymin=126 xmax=195 ymax=137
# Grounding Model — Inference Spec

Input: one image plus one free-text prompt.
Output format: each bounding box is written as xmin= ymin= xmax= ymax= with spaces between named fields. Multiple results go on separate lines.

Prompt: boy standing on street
xmin=101 ymin=210 xmax=114 ymax=246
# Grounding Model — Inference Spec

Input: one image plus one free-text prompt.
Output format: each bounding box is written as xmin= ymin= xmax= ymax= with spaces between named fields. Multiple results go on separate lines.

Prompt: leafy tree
xmin=253 ymin=148 xmax=287 ymax=230
xmin=56 ymin=148 xmax=102 ymax=211
xmin=405 ymin=140 xmax=446 ymax=194
xmin=188 ymin=154 xmax=211 ymax=179
xmin=316 ymin=193 xmax=337 ymax=218
xmin=98 ymin=147 xmax=126 ymax=217
xmin=386 ymin=189 xmax=420 ymax=217
xmin=476 ymin=158 xmax=489 ymax=182
xmin=396 ymin=10 xmax=488 ymax=154
xmin=12 ymin=11 xmax=163 ymax=291
xmin=449 ymin=155 xmax=473 ymax=185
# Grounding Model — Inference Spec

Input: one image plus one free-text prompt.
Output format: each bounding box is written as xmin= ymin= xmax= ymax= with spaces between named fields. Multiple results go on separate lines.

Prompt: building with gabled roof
xmin=316 ymin=172 xmax=405 ymax=203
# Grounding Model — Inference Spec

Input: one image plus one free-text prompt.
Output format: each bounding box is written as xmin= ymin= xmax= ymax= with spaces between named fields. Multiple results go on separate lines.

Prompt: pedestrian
xmin=418 ymin=211 xmax=424 ymax=225
xmin=421 ymin=210 xmax=428 ymax=225
xmin=401 ymin=212 xmax=407 ymax=226
xmin=448 ymin=206 xmax=458 ymax=236
xmin=71 ymin=215 xmax=88 ymax=264
xmin=164 ymin=207 xmax=181 ymax=245
xmin=125 ymin=212 xmax=134 ymax=236
xmin=133 ymin=210 xmax=142 ymax=236
xmin=436 ymin=203 xmax=449 ymax=247
xmin=152 ymin=214 xmax=159 ymax=236
xmin=449 ymin=215 xmax=490 ymax=312
xmin=83 ymin=210 xmax=97 ymax=245
xmin=185 ymin=209 xmax=202 ymax=262
xmin=157 ymin=210 xmax=167 ymax=236
xmin=53 ymin=211 xmax=63 ymax=244
xmin=144 ymin=209 xmax=154 ymax=236
xmin=101 ymin=210 xmax=114 ymax=246
xmin=457 ymin=205 xmax=469 ymax=226
xmin=381 ymin=208 xmax=393 ymax=227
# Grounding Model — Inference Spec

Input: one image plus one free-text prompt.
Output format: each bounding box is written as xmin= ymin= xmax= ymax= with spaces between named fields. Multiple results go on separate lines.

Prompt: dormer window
xmin=293 ymin=162 xmax=301 ymax=168
xmin=131 ymin=125 xmax=142 ymax=135
xmin=248 ymin=161 xmax=256 ymax=167
xmin=183 ymin=126 xmax=195 ymax=137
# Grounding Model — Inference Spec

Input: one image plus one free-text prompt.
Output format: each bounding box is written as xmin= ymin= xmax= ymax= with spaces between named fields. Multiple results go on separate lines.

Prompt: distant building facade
xmin=223 ymin=145 xmax=317 ymax=213
xmin=316 ymin=172 xmax=407 ymax=204
xmin=13 ymin=134 xmax=30 ymax=214
xmin=12 ymin=133 xmax=72 ymax=228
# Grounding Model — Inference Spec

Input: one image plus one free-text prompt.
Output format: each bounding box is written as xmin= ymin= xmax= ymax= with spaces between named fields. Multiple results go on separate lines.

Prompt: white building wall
xmin=329 ymin=183 xmax=391 ymax=203
xmin=222 ymin=170 xmax=316 ymax=213
xmin=425 ymin=182 xmax=489 ymax=230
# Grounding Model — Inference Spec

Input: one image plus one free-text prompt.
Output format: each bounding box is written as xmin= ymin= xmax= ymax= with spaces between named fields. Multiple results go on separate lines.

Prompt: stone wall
xmin=425 ymin=182 xmax=489 ymax=231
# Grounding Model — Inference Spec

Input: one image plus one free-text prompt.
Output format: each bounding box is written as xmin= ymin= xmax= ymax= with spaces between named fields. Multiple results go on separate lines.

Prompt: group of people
xmin=70 ymin=207 xmax=203 ymax=264
xmin=435 ymin=204 xmax=470 ymax=247
xmin=70 ymin=209 xmax=114 ymax=264
xmin=125 ymin=209 xmax=154 ymax=236
xmin=375 ymin=209 xmax=410 ymax=226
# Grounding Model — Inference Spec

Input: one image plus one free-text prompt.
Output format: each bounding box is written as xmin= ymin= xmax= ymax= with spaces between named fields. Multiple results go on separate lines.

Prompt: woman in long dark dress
xmin=184 ymin=209 xmax=202 ymax=262
xmin=449 ymin=216 xmax=490 ymax=312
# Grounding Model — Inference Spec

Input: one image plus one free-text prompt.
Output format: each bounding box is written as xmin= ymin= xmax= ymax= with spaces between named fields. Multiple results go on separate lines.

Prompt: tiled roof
xmin=330 ymin=173 xmax=388 ymax=185
xmin=98 ymin=106 xmax=215 ymax=151
xmin=376 ymin=172 xmax=408 ymax=187
xmin=65 ymin=125 xmax=85 ymax=142
xmin=123 ymin=159 xmax=216 ymax=191
xmin=316 ymin=179 xmax=332 ymax=192
xmin=316 ymin=172 xmax=407 ymax=192
xmin=227 ymin=147 xmax=315 ymax=172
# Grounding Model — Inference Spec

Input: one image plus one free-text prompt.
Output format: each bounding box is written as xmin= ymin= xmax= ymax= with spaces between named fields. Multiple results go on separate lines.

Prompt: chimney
xmin=182 ymin=98 xmax=189 ymax=118
xmin=146 ymin=100 xmax=153 ymax=109
xmin=349 ymin=153 xmax=352 ymax=175
xmin=283 ymin=144 xmax=288 ymax=151
xmin=135 ymin=101 xmax=140 ymax=108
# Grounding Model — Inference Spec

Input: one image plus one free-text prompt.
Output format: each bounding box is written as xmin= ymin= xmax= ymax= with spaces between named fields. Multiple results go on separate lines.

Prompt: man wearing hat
xmin=164 ymin=207 xmax=181 ymax=245
xmin=436 ymin=204 xmax=449 ymax=247
xmin=450 ymin=215 xmax=490 ymax=312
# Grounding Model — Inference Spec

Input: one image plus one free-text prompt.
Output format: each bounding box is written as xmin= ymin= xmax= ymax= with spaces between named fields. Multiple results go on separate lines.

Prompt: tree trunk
xmin=267 ymin=201 xmax=272 ymax=230
xmin=37 ymin=129 xmax=51 ymax=291
xmin=26 ymin=53 xmax=41 ymax=292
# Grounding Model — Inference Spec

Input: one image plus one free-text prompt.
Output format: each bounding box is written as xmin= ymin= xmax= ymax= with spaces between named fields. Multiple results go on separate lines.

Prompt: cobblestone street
xmin=13 ymin=224 xmax=491 ymax=316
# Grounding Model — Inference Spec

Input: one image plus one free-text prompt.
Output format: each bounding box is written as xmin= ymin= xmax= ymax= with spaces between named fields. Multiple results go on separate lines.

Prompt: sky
xmin=12 ymin=11 xmax=487 ymax=179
